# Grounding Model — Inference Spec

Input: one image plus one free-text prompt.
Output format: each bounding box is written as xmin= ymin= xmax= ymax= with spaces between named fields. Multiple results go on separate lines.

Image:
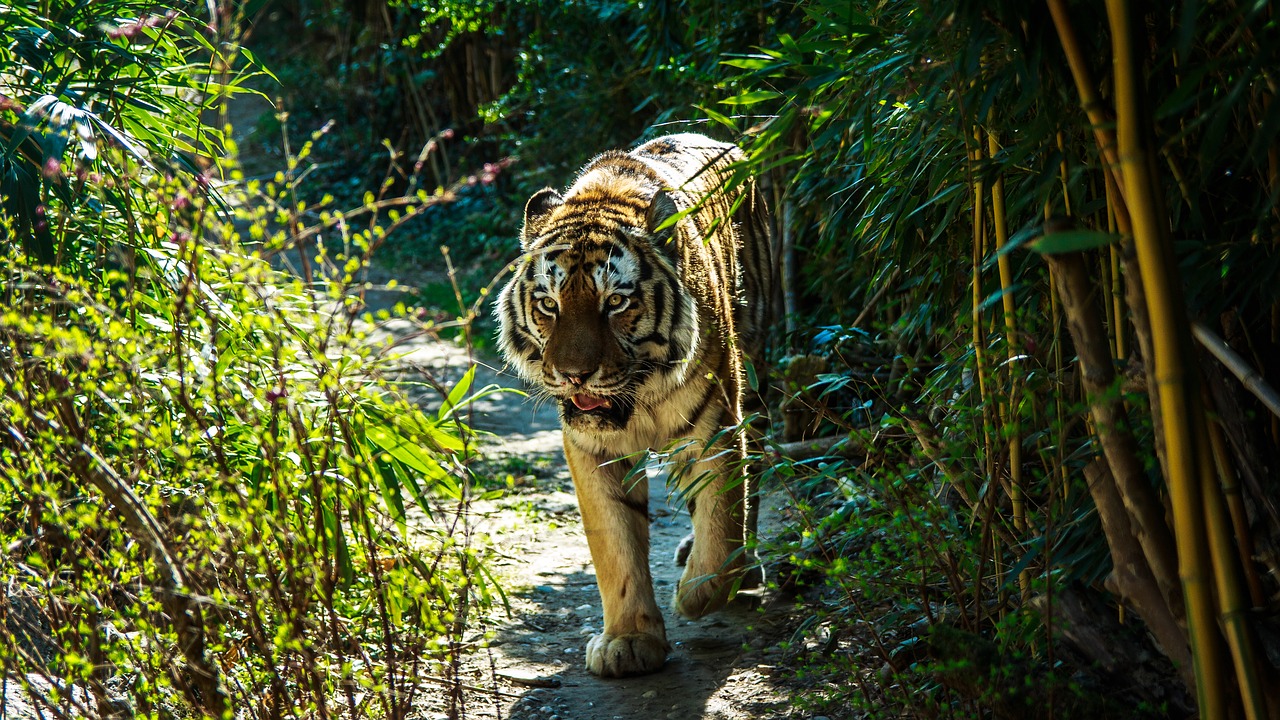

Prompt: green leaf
xmin=366 ymin=421 xmax=461 ymax=500
xmin=322 ymin=502 xmax=355 ymax=586
xmin=696 ymin=104 xmax=738 ymax=131
xmin=744 ymin=357 xmax=760 ymax=393
xmin=1029 ymin=230 xmax=1121 ymax=254
xmin=438 ymin=364 xmax=476 ymax=422
xmin=719 ymin=90 xmax=781 ymax=107
xmin=375 ymin=454 xmax=408 ymax=533
xmin=720 ymin=56 xmax=777 ymax=71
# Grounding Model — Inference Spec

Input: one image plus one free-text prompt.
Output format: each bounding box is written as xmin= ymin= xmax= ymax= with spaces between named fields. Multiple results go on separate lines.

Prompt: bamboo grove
xmin=726 ymin=0 xmax=1280 ymax=716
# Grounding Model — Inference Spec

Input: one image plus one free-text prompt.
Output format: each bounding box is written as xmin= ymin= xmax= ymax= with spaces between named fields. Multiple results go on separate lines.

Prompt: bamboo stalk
xmin=1049 ymin=0 xmax=1167 ymax=482
xmin=1199 ymin=406 xmax=1270 ymax=720
xmin=1205 ymin=405 xmax=1266 ymax=608
xmin=987 ymin=128 xmax=1030 ymax=603
xmin=1046 ymin=0 xmax=1128 ymax=208
xmin=970 ymin=128 xmax=995 ymax=480
xmin=1105 ymin=0 xmax=1230 ymax=714
xmin=1192 ymin=321 xmax=1280 ymax=420
xmin=1110 ymin=245 xmax=1126 ymax=361
xmin=987 ymin=129 xmax=1025 ymax=532
xmin=988 ymin=130 xmax=1020 ymax=358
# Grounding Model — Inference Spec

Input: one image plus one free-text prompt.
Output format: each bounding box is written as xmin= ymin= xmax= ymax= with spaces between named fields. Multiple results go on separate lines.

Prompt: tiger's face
xmin=496 ymin=185 xmax=697 ymax=431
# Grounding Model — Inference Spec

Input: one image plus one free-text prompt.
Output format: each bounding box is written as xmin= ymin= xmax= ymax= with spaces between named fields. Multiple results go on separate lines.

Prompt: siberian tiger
xmin=495 ymin=133 xmax=773 ymax=677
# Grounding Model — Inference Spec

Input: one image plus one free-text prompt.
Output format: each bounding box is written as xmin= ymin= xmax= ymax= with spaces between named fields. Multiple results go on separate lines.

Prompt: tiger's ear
xmin=521 ymin=188 xmax=564 ymax=249
xmin=646 ymin=189 xmax=678 ymax=242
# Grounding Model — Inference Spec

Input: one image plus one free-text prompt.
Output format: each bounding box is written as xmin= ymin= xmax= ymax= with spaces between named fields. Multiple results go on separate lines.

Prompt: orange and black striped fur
xmin=496 ymin=133 xmax=773 ymax=678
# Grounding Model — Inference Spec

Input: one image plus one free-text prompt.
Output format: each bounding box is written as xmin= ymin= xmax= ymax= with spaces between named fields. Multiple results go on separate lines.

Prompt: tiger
xmin=495 ymin=132 xmax=774 ymax=678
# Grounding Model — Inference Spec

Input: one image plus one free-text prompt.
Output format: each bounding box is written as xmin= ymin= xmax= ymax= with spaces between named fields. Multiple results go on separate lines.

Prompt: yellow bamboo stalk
xmin=1105 ymin=0 xmax=1229 ymax=716
xmin=1200 ymin=410 xmax=1269 ymax=720
xmin=1047 ymin=0 xmax=1128 ymax=210
xmin=1051 ymin=0 xmax=1170 ymax=495
xmin=1056 ymin=132 xmax=1073 ymax=216
xmin=1110 ymin=252 xmax=1126 ymax=361
xmin=988 ymin=127 xmax=1030 ymax=602
xmin=987 ymin=129 xmax=1025 ymax=531
xmin=1206 ymin=407 xmax=1266 ymax=608
xmin=970 ymin=128 xmax=994 ymax=479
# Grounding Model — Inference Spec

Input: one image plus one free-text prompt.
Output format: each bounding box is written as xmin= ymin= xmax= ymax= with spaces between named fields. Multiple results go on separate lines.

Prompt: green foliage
xmin=0 ymin=0 xmax=267 ymax=267
xmin=0 ymin=3 xmax=494 ymax=717
xmin=731 ymin=0 xmax=1276 ymax=714
xmin=271 ymin=0 xmax=794 ymax=270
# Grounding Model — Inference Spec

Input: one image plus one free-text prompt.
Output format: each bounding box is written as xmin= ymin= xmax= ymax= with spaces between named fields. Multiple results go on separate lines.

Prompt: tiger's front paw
xmin=585 ymin=632 xmax=670 ymax=677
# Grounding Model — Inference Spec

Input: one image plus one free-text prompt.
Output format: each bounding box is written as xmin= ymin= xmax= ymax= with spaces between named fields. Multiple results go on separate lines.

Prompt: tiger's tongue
xmin=572 ymin=393 xmax=612 ymax=411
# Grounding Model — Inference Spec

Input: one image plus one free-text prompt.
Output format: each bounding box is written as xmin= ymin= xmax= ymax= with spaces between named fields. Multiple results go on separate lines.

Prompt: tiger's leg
xmin=671 ymin=438 xmax=748 ymax=618
xmin=564 ymin=432 xmax=669 ymax=677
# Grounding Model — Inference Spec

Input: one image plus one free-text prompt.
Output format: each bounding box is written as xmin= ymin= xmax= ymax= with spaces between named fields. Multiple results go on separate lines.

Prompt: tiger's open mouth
xmin=561 ymin=390 xmax=632 ymax=429
xmin=570 ymin=393 xmax=613 ymax=412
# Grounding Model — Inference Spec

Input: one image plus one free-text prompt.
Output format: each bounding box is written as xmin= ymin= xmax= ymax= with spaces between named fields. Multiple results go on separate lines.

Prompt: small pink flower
xmin=171 ymin=194 xmax=191 ymax=212
xmin=41 ymin=158 xmax=61 ymax=179
xmin=480 ymin=172 xmax=496 ymax=185
xmin=440 ymin=128 xmax=455 ymax=140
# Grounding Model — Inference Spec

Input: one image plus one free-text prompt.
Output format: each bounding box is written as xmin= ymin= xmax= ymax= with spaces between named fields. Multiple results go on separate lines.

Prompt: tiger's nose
xmin=561 ymin=369 xmax=596 ymax=386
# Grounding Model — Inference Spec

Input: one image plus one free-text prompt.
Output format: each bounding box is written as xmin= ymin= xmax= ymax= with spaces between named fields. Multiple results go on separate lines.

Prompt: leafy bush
xmin=1 ymin=3 xmax=494 ymax=718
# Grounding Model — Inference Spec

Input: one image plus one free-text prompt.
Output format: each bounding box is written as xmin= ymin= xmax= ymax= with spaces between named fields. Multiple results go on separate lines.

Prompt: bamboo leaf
xmin=438 ymin=364 xmax=476 ymax=422
xmin=720 ymin=56 xmax=777 ymax=71
xmin=322 ymin=502 xmax=355 ymax=586
xmin=366 ymin=421 xmax=460 ymax=500
xmin=719 ymin=90 xmax=781 ymax=106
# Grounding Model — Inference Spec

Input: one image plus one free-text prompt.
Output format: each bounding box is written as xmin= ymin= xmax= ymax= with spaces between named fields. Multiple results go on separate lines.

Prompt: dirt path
xmin=370 ymin=318 xmax=803 ymax=720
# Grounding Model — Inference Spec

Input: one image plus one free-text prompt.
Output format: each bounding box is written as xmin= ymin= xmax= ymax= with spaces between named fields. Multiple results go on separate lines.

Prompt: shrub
xmin=1 ymin=3 xmax=494 ymax=718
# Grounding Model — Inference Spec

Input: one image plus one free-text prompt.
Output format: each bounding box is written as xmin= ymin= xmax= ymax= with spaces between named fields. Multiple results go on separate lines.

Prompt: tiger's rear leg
xmin=670 ymin=447 xmax=754 ymax=618
xmin=673 ymin=462 xmax=762 ymax=591
xmin=675 ymin=379 xmax=768 ymax=592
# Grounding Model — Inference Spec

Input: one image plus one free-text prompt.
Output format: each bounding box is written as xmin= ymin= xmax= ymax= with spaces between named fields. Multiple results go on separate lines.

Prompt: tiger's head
xmin=496 ymin=179 xmax=698 ymax=431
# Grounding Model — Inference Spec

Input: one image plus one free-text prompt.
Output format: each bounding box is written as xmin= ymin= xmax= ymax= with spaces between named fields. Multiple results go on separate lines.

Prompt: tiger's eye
xmin=606 ymin=293 xmax=627 ymax=309
xmin=538 ymin=296 xmax=558 ymax=313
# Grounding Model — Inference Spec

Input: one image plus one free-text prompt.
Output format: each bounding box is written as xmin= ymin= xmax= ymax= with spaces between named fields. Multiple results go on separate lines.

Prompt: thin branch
xmin=1192 ymin=321 xmax=1280 ymax=420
